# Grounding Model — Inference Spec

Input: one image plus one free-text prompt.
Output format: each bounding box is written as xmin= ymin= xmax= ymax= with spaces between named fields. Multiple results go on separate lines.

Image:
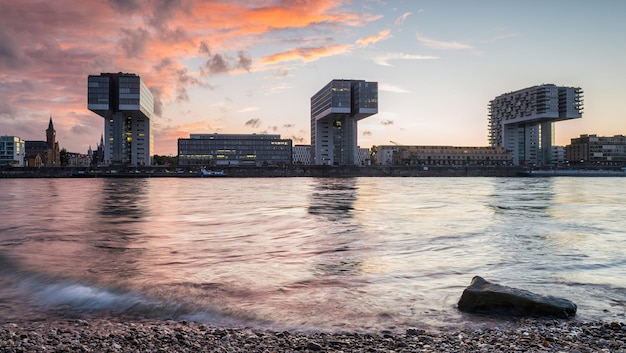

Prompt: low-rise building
xmin=566 ymin=134 xmax=626 ymax=166
xmin=178 ymin=133 xmax=292 ymax=166
xmin=356 ymin=146 xmax=371 ymax=166
xmin=375 ymin=145 xmax=512 ymax=166
xmin=293 ymin=145 xmax=311 ymax=165
xmin=0 ymin=136 xmax=25 ymax=166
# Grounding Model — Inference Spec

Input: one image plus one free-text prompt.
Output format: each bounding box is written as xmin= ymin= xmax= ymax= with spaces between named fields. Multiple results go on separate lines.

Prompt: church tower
xmin=46 ymin=116 xmax=61 ymax=166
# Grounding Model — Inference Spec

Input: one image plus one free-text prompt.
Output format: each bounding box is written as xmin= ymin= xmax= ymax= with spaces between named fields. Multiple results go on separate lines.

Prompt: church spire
xmin=47 ymin=115 xmax=54 ymax=131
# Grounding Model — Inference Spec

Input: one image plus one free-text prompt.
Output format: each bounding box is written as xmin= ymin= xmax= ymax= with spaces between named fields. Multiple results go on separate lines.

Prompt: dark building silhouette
xmin=25 ymin=117 xmax=61 ymax=167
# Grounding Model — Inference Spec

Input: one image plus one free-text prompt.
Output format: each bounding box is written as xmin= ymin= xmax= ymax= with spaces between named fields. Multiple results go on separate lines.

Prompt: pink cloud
xmin=0 ymin=0 xmax=378 ymax=155
xmin=260 ymin=44 xmax=352 ymax=64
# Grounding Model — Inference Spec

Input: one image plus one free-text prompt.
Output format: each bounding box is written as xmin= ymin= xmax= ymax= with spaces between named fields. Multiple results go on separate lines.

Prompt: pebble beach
xmin=1 ymin=318 xmax=625 ymax=352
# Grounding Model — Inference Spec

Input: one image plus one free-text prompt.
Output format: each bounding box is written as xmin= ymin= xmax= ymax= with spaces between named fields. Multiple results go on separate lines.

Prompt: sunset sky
xmin=1 ymin=0 xmax=625 ymax=156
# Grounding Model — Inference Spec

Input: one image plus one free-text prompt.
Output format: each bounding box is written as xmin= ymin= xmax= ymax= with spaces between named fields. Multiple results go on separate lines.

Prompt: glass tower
xmin=88 ymin=73 xmax=154 ymax=166
xmin=310 ymin=79 xmax=378 ymax=165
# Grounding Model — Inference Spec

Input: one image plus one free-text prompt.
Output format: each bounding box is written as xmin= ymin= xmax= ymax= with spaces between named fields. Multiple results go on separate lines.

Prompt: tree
xmin=153 ymin=155 xmax=178 ymax=166
xmin=369 ymin=145 xmax=378 ymax=165
xmin=60 ymin=148 xmax=69 ymax=166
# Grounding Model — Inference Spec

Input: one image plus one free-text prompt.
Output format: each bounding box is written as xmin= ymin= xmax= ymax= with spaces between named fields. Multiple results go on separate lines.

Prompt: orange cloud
xmin=260 ymin=44 xmax=352 ymax=65
xmin=356 ymin=29 xmax=391 ymax=47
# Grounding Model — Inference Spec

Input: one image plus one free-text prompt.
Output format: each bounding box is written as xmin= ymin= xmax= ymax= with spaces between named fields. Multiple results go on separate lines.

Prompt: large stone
xmin=457 ymin=276 xmax=577 ymax=318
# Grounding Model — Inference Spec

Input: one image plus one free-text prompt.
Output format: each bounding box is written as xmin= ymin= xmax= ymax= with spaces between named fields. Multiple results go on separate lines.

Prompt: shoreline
xmin=2 ymin=165 xmax=626 ymax=178
xmin=1 ymin=317 xmax=625 ymax=352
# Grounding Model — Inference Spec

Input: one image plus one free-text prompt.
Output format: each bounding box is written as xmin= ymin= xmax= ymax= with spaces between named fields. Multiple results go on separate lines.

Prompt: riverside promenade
xmin=0 ymin=165 xmax=524 ymax=178
xmin=2 ymin=165 xmax=625 ymax=178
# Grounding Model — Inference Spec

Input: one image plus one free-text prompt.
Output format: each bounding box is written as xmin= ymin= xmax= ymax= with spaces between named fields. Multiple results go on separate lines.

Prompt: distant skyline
xmin=1 ymin=0 xmax=625 ymax=156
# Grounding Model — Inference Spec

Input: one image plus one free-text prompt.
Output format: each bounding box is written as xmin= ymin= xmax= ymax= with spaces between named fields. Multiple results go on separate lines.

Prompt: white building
xmin=355 ymin=147 xmax=371 ymax=166
xmin=0 ymin=136 xmax=25 ymax=166
xmin=374 ymin=145 xmax=399 ymax=166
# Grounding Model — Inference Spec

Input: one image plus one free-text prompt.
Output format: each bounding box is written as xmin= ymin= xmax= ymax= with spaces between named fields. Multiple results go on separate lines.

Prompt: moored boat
xmin=198 ymin=168 xmax=227 ymax=177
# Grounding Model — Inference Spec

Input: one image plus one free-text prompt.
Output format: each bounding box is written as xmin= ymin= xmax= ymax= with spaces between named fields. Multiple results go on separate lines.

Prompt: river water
xmin=0 ymin=177 xmax=625 ymax=332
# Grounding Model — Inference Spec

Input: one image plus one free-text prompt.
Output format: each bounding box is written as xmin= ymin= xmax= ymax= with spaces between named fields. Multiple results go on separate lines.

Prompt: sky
xmin=1 ymin=0 xmax=625 ymax=156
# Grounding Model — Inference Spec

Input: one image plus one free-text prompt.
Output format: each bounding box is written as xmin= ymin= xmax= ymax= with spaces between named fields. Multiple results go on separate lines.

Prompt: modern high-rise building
xmin=488 ymin=84 xmax=583 ymax=166
xmin=310 ymin=79 xmax=377 ymax=165
xmin=88 ymin=73 xmax=154 ymax=166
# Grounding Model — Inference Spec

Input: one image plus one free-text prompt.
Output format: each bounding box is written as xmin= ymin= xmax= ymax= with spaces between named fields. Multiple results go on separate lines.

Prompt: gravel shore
xmin=1 ymin=318 xmax=625 ymax=352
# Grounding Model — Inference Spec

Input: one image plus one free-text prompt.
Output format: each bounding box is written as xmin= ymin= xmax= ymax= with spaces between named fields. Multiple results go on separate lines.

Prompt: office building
xmin=293 ymin=145 xmax=312 ymax=165
xmin=311 ymin=79 xmax=377 ymax=165
xmin=566 ymin=134 xmax=626 ymax=166
xmin=178 ymin=133 xmax=292 ymax=166
xmin=488 ymin=84 xmax=583 ymax=166
xmin=88 ymin=72 xmax=154 ymax=166
xmin=356 ymin=146 xmax=371 ymax=166
xmin=375 ymin=145 xmax=512 ymax=166
xmin=0 ymin=136 xmax=25 ymax=166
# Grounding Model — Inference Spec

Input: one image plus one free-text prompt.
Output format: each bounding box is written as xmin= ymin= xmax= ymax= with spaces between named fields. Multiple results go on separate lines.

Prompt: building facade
xmin=311 ymin=79 xmax=377 ymax=165
xmin=566 ymin=134 xmax=626 ymax=166
xmin=0 ymin=136 xmax=25 ymax=166
xmin=488 ymin=84 xmax=583 ymax=166
xmin=375 ymin=145 xmax=512 ymax=166
xmin=293 ymin=145 xmax=312 ymax=165
xmin=24 ymin=117 xmax=61 ymax=167
xmin=88 ymin=73 xmax=154 ymax=166
xmin=178 ymin=133 xmax=292 ymax=166
xmin=356 ymin=147 xmax=371 ymax=166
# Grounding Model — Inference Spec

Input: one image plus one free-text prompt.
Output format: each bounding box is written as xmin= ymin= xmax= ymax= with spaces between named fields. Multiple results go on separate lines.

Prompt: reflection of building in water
xmin=308 ymin=179 xmax=357 ymax=220
xmin=311 ymin=79 xmax=378 ymax=165
xmin=99 ymin=179 xmax=149 ymax=220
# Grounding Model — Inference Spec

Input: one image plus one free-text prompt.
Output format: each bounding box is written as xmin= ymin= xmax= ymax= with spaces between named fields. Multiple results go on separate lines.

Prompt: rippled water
xmin=0 ymin=177 xmax=625 ymax=332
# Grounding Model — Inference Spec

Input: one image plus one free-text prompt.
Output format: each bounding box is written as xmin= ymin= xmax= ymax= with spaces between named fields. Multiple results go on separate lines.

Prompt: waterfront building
xmin=65 ymin=152 xmax=92 ymax=167
xmin=311 ymin=79 xmax=377 ymax=165
xmin=374 ymin=145 xmax=399 ymax=166
xmin=293 ymin=145 xmax=311 ymax=165
xmin=552 ymin=146 xmax=566 ymax=166
xmin=565 ymin=134 xmax=626 ymax=166
xmin=356 ymin=146 xmax=371 ymax=166
xmin=488 ymin=84 xmax=583 ymax=166
xmin=88 ymin=73 xmax=154 ymax=166
xmin=375 ymin=145 xmax=512 ymax=166
xmin=0 ymin=136 xmax=25 ymax=166
xmin=24 ymin=117 xmax=61 ymax=167
xmin=178 ymin=133 xmax=292 ymax=166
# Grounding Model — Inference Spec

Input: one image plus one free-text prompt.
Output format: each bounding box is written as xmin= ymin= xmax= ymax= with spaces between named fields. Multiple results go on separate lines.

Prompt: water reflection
xmin=99 ymin=178 xmax=149 ymax=220
xmin=307 ymin=178 xmax=357 ymax=220
xmin=488 ymin=178 xmax=555 ymax=217
xmin=307 ymin=178 xmax=365 ymax=279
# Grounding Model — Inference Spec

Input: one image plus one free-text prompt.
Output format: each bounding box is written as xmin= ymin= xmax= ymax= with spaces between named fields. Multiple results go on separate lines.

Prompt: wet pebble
xmin=0 ymin=318 xmax=625 ymax=352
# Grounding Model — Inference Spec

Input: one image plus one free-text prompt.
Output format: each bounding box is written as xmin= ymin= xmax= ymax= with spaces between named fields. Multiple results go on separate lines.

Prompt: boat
xmin=198 ymin=168 xmax=227 ymax=177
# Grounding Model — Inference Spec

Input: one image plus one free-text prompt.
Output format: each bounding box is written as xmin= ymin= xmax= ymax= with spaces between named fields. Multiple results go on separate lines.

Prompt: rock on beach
xmin=458 ymin=276 xmax=577 ymax=318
